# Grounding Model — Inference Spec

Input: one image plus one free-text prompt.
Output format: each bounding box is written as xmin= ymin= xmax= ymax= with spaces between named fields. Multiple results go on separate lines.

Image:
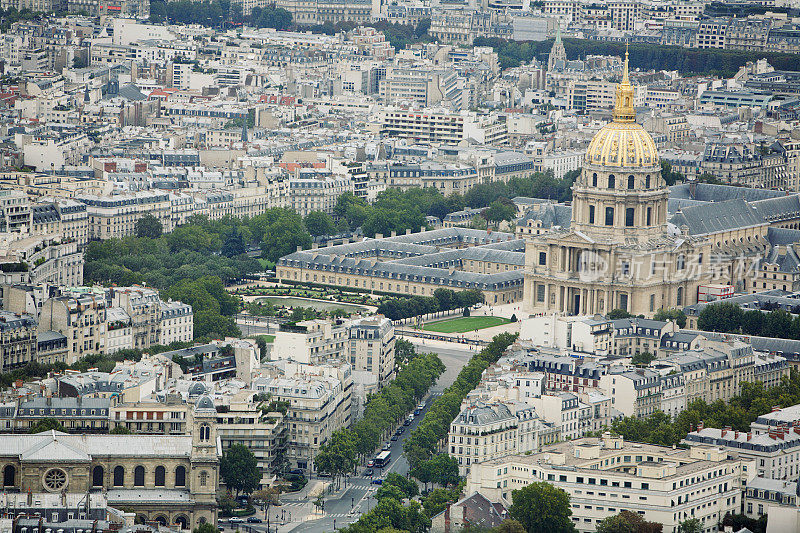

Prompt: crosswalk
xmin=280 ymin=502 xmax=307 ymax=508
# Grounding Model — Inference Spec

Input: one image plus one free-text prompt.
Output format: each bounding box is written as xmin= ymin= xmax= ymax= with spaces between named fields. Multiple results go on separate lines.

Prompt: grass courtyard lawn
xmin=422 ymin=316 xmax=511 ymax=334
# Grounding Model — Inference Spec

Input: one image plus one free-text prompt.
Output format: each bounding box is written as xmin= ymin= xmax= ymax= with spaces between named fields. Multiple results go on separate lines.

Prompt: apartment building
xmin=467 ymin=434 xmax=751 ymax=533
xmin=159 ymin=300 xmax=194 ymax=345
xmin=347 ymin=316 xmax=395 ymax=388
xmin=448 ymin=400 xmax=538 ymax=476
xmin=253 ymin=360 xmax=352 ymax=473
xmin=528 ymin=392 xmax=592 ymax=441
xmin=110 ymin=399 xmax=193 ymax=435
xmin=0 ymin=311 xmax=36 ymax=372
xmin=15 ymin=396 xmax=111 ymax=433
xmin=39 ymin=293 xmax=107 ymax=363
xmin=77 ymin=191 xmax=173 ymax=240
xmin=685 ymin=421 xmax=800 ymax=481
xmin=110 ymin=287 xmax=161 ymax=350
xmin=216 ymin=391 xmax=287 ymax=485
xmin=380 ymin=108 xmax=508 ymax=145
xmin=599 ymin=368 xmax=662 ymax=418
xmin=288 ymin=175 xmax=353 ymax=217
xmin=380 ymin=67 xmax=460 ymax=108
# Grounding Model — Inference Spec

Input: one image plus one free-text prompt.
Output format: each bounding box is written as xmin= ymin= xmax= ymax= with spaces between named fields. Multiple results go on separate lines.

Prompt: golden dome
xmin=585 ymin=46 xmax=659 ymax=169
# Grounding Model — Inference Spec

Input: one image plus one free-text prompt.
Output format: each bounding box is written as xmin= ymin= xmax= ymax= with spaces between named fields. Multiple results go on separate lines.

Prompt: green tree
xmin=221 ymin=229 xmax=247 ymax=258
xmin=631 ymin=351 xmax=655 ymax=366
xmin=697 ymin=302 xmax=744 ymax=333
xmin=595 ymin=510 xmax=662 ymax=533
xmin=677 ymin=518 xmax=702 ymax=533
xmin=220 ymin=443 xmax=261 ymax=495
xmin=135 ymin=214 xmax=163 ymax=239
xmin=395 ymin=338 xmax=416 ymax=365
xmin=509 ymin=482 xmax=575 ymax=533
xmin=484 ymin=200 xmax=516 ymax=227
xmin=607 ymin=308 xmax=633 ymax=319
xmin=652 ymin=308 xmax=687 ymax=328
xmin=29 ymin=418 xmax=67 ymax=433
xmin=741 ymin=309 xmax=764 ymax=335
xmin=492 ymin=519 xmax=527 ymax=533
xmin=383 ymin=472 xmax=419 ymax=498
xmin=260 ymin=211 xmax=312 ymax=262
xmin=110 ymin=425 xmax=132 ymax=434
xmin=304 ymin=211 xmax=336 ymax=237
xmin=193 ymin=523 xmax=217 ymax=533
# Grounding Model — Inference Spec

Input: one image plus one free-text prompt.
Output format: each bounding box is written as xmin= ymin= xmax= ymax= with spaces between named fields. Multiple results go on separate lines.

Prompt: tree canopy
xmin=509 ymin=482 xmax=576 ymax=533
xmin=135 ymin=214 xmax=163 ymax=239
xmin=220 ymin=443 xmax=261 ymax=495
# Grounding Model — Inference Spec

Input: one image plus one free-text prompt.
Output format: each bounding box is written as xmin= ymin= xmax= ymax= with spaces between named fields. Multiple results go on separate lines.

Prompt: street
xmin=264 ymin=340 xmax=474 ymax=532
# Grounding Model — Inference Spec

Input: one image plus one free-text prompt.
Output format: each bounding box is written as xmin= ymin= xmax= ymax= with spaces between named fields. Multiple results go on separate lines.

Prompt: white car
xmin=228 ymin=518 xmax=244 ymax=524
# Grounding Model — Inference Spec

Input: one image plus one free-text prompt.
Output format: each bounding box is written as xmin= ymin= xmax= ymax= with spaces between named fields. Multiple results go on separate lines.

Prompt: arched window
xmin=199 ymin=471 xmax=208 ymax=487
xmin=154 ymin=517 xmax=167 ymax=527
xmin=627 ymin=175 xmax=635 ymax=189
xmin=645 ymin=175 xmax=650 ymax=189
xmin=677 ymin=287 xmax=684 ymax=307
xmin=175 ymin=466 xmax=186 ymax=487
xmin=677 ymin=254 xmax=685 ymax=270
xmin=625 ymin=208 xmax=635 ymax=227
xmin=155 ymin=466 xmax=165 ymax=487
xmin=200 ymin=424 xmax=210 ymax=442
xmin=175 ymin=516 xmax=189 ymax=530
xmin=3 ymin=465 xmax=15 ymax=487
xmin=608 ymin=175 xmax=615 ymax=189
xmin=134 ymin=466 xmax=145 ymax=487
xmin=592 ymin=173 xmax=598 ymax=187
xmin=113 ymin=466 xmax=124 ymax=487
xmin=92 ymin=466 xmax=104 ymax=487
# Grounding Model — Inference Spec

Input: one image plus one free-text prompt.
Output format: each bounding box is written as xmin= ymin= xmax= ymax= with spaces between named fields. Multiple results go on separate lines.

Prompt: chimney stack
xmin=698 ymin=421 xmax=704 ymax=431
xmin=747 ymin=432 xmax=752 ymax=441
xmin=773 ymin=405 xmax=781 ymax=412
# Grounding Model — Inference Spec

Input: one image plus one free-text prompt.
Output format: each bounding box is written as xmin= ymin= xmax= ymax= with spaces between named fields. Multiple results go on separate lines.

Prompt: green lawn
xmin=422 ymin=316 xmax=511 ymax=333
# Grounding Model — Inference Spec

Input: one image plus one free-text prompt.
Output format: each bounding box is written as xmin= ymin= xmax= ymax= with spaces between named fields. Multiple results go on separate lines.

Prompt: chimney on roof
xmin=747 ymin=432 xmax=752 ymax=441
xmin=734 ymin=430 xmax=739 ymax=439
xmin=721 ymin=427 xmax=727 ymax=438
xmin=690 ymin=423 xmax=694 ymax=432
xmin=773 ymin=405 xmax=781 ymax=412
xmin=698 ymin=420 xmax=704 ymax=430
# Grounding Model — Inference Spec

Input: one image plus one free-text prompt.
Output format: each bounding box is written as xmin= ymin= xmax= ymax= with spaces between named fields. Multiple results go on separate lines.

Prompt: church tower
xmin=548 ymin=25 xmax=567 ymax=72
xmin=190 ymin=396 xmax=219 ymax=527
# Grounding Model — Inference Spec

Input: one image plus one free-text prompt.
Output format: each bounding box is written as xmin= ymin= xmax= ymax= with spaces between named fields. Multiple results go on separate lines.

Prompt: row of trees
xmin=474 ymin=36 xmax=800 ymax=76
xmin=697 ymin=302 xmax=800 ymax=339
xmin=377 ymin=289 xmax=485 ymax=321
xmin=610 ymin=369 xmax=800 ymax=446
xmin=301 ymin=19 xmax=434 ymax=50
xmin=314 ymin=351 xmax=445 ymax=485
xmin=148 ymin=0 xmax=292 ymax=29
xmin=403 ymin=332 xmax=519 ymax=471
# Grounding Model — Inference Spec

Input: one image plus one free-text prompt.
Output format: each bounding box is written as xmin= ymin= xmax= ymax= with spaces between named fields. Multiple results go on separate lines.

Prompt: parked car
xmin=382 ymin=443 xmax=391 ymax=450
xmin=318 ymin=471 xmax=331 ymax=477
xmin=288 ymin=469 xmax=304 ymax=475
xmin=397 ymin=426 xmax=405 ymax=434
xmin=364 ymin=468 xmax=374 ymax=477
xmin=390 ymin=435 xmax=398 ymax=441
xmin=218 ymin=527 xmax=224 ymax=532
xmin=403 ymin=419 xmax=411 ymax=426
xmin=367 ymin=459 xmax=375 ymax=467
xmin=413 ymin=408 xmax=421 ymax=415
xmin=228 ymin=518 xmax=244 ymax=524
xmin=371 ymin=478 xmax=383 ymax=485
xmin=246 ymin=517 xmax=262 ymax=523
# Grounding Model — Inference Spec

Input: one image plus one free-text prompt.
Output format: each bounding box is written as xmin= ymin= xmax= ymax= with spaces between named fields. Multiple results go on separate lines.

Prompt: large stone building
xmin=523 ymin=49 xmax=716 ymax=317
xmin=0 ymin=398 xmax=219 ymax=530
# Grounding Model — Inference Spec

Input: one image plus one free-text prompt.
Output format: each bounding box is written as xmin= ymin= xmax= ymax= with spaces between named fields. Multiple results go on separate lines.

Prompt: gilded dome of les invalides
xmin=585 ymin=47 xmax=659 ymax=169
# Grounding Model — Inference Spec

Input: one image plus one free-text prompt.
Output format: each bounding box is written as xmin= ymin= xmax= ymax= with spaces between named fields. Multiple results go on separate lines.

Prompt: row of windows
xmin=591 ymin=172 xmax=652 ymax=190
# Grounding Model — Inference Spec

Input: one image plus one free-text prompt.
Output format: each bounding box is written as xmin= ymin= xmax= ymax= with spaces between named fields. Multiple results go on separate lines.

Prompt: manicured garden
xmin=422 ymin=316 xmax=511 ymax=333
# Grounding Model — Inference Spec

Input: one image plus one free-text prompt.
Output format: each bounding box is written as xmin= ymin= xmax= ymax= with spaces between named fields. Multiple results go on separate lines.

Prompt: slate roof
xmin=117 ymin=84 xmax=147 ymax=101
xmin=767 ymin=227 xmax=800 ymax=246
xmin=750 ymin=194 xmax=800 ymax=224
xmin=669 ymin=183 xmax=785 ymax=202
xmin=0 ymin=432 xmax=193 ymax=458
xmin=455 ymin=401 xmax=515 ymax=426
xmin=669 ymin=199 xmax=766 ymax=235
